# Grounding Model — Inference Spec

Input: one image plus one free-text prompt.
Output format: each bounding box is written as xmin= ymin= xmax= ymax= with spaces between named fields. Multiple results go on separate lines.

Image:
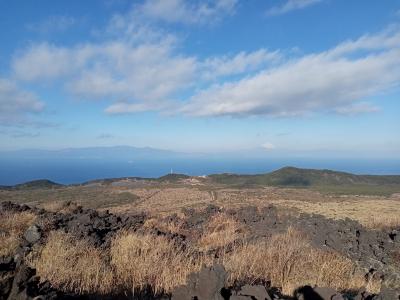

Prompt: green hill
xmin=208 ymin=167 xmax=400 ymax=195
xmin=157 ymin=173 xmax=190 ymax=182
xmin=0 ymin=179 xmax=62 ymax=190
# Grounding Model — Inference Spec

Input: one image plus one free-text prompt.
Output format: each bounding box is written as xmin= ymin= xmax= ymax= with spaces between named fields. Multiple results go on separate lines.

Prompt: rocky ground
xmin=0 ymin=200 xmax=399 ymax=300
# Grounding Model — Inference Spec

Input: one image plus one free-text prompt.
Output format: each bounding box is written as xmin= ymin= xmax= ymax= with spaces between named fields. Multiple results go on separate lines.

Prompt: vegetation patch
xmin=0 ymin=211 xmax=36 ymax=257
xmin=31 ymin=231 xmax=114 ymax=295
xmin=224 ymin=227 xmax=373 ymax=295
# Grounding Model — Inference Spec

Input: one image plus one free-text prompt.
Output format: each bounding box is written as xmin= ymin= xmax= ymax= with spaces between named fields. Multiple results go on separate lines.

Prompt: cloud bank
xmin=8 ymin=3 xmax=400 ymax=120
xmin=182 ymin=29 xmax=400 ymax=117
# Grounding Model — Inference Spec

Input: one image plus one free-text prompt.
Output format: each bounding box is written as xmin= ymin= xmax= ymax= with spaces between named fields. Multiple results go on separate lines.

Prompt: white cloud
xmin=105 ymin=0 xmax=237 ymax=45
xmin=13 ymin=41 xmax=197 ymax=104
xmin=0 ymin=78 xmax=44 ymax=125
xmin=267 ymin=0 xmax=323 ymax=16
xmin=67 ymin=42 xmax=197 ymax=102
xmin=261 ymin=142 xmax=276 ymax=150
xmin=13 ymin=42 xmax=278 ymax=114
xmin=201 ymin=49 xmax=281 ymax=80
xmin=335 ymin=102 xmax=380 ymax=115
xmin=182 ymin=29 xmax=400 ymax=117
xmin=105 ymin=101 xmax=175 ymax=114
xmin=26 ymin=15 xmax=76 ymax=34
xmin=12 ymin=32 xmax=274 ymax=114
xmin=327 ymin=26 xmax=400 ymax=56
xmin=10 ymin=1 xmax=271 ymax=116
xmin=105 ymin=0 xmax=237 ymax=41
xmin=107 ymin=10 xmax=178 ymax=44
xmin=136 ymin=0 xmax=238 ymax=25
xmin=13 ymin=43 xmax=82 ymax=81
xmin=11 ymin=8 xmax=400 ymax=120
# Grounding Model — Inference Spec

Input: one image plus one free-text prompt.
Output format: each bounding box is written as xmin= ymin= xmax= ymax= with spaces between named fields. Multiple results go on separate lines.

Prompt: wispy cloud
xmin=10 ymin=5 xmax=400 ymax=120
xmin=13 ymin=43 xmax=80 ymax=81
xmin=201 ymin=49 xmax=281 ymax=80
xmin=334 ymin=102 xmax=381 ymax=115
xmin=13 ymin=41 xmax=280 ymax=115
xmin=135 ymin=0 xmax=238 ymax=25
xmin=26 ymin=15 xmax=76 ymax=34
xmin=267 ymin=0 xmax=323 ymax=16
xmin=13 ymin=20 xmax=277 ymax=115
xmin=0 ymin=78 xmax=44 ymax=126
xmin=13 ymin=41 xmax=197 ymax=104
xmin=182 ymin=28 xmax=400 ymax=117
xmin=105 ymin=101 xmax=176 ymax=114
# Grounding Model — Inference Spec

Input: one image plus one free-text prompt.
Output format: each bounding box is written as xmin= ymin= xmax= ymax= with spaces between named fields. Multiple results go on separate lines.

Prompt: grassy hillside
xmin=0 ymin=179 xmax=62 ymax=190
xmin=157 ymin=173 xmax=190 ymax=182
xmin=208 ymin=167 xmax=400 ymax=195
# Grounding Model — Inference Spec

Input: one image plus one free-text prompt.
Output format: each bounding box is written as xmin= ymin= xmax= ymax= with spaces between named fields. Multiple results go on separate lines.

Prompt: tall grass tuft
xmin=198 ymin=213 xmax=245 ymax=251
xmin=32 ymin=231 xmax=114 ymax=295
xmin=110 ymin=231 xmax=211 ymax=294
xmin=223 ymin=227 xmax=375 ymax=295
xmin=0 ymin=211 xmax=36 ymax=256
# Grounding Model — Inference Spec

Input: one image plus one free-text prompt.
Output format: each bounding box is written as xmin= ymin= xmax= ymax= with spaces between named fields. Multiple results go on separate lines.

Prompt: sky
xmin=0 ymin=0 xmax=399 ymax=158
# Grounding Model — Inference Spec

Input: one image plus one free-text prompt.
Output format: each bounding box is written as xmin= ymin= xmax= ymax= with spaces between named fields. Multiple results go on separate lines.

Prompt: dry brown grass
xmin=364 ymin=215 xmax=400 ymax=230
xmin=31 ymin=231 xmax=114 ymax=295
xmin=197 ymin=213 xmax=245 ymax=251
xmin=223 ymin=227 xmax=376 ymax=295
xmin=39 ymin=201 xmax=80 ymax=213
xmin=38 ymin=201 xmax=66 ymax=212
xmin=268 ymin=199 xmax=400 ymax=229
xmin=143 ymin=216 xmax=186 ymax=235
xmin=32 ymin=230 xmax=211 ymax=295
xmin=0 ymin=211 xmax=36 ymax=257
xmin=105 ymin=186 xmax=400 ymax=232
xmin=109 ymin=188 xmax=213 ymax=215
xmin=30 ymin=223 xmax=379 ymax=297
xmin=110 ymin=231 xmax=211 ymax=294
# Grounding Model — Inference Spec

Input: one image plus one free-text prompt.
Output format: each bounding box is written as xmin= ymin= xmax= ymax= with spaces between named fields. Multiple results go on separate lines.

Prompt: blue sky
xmin=0 ymin=0 xmax=399 ymax=158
